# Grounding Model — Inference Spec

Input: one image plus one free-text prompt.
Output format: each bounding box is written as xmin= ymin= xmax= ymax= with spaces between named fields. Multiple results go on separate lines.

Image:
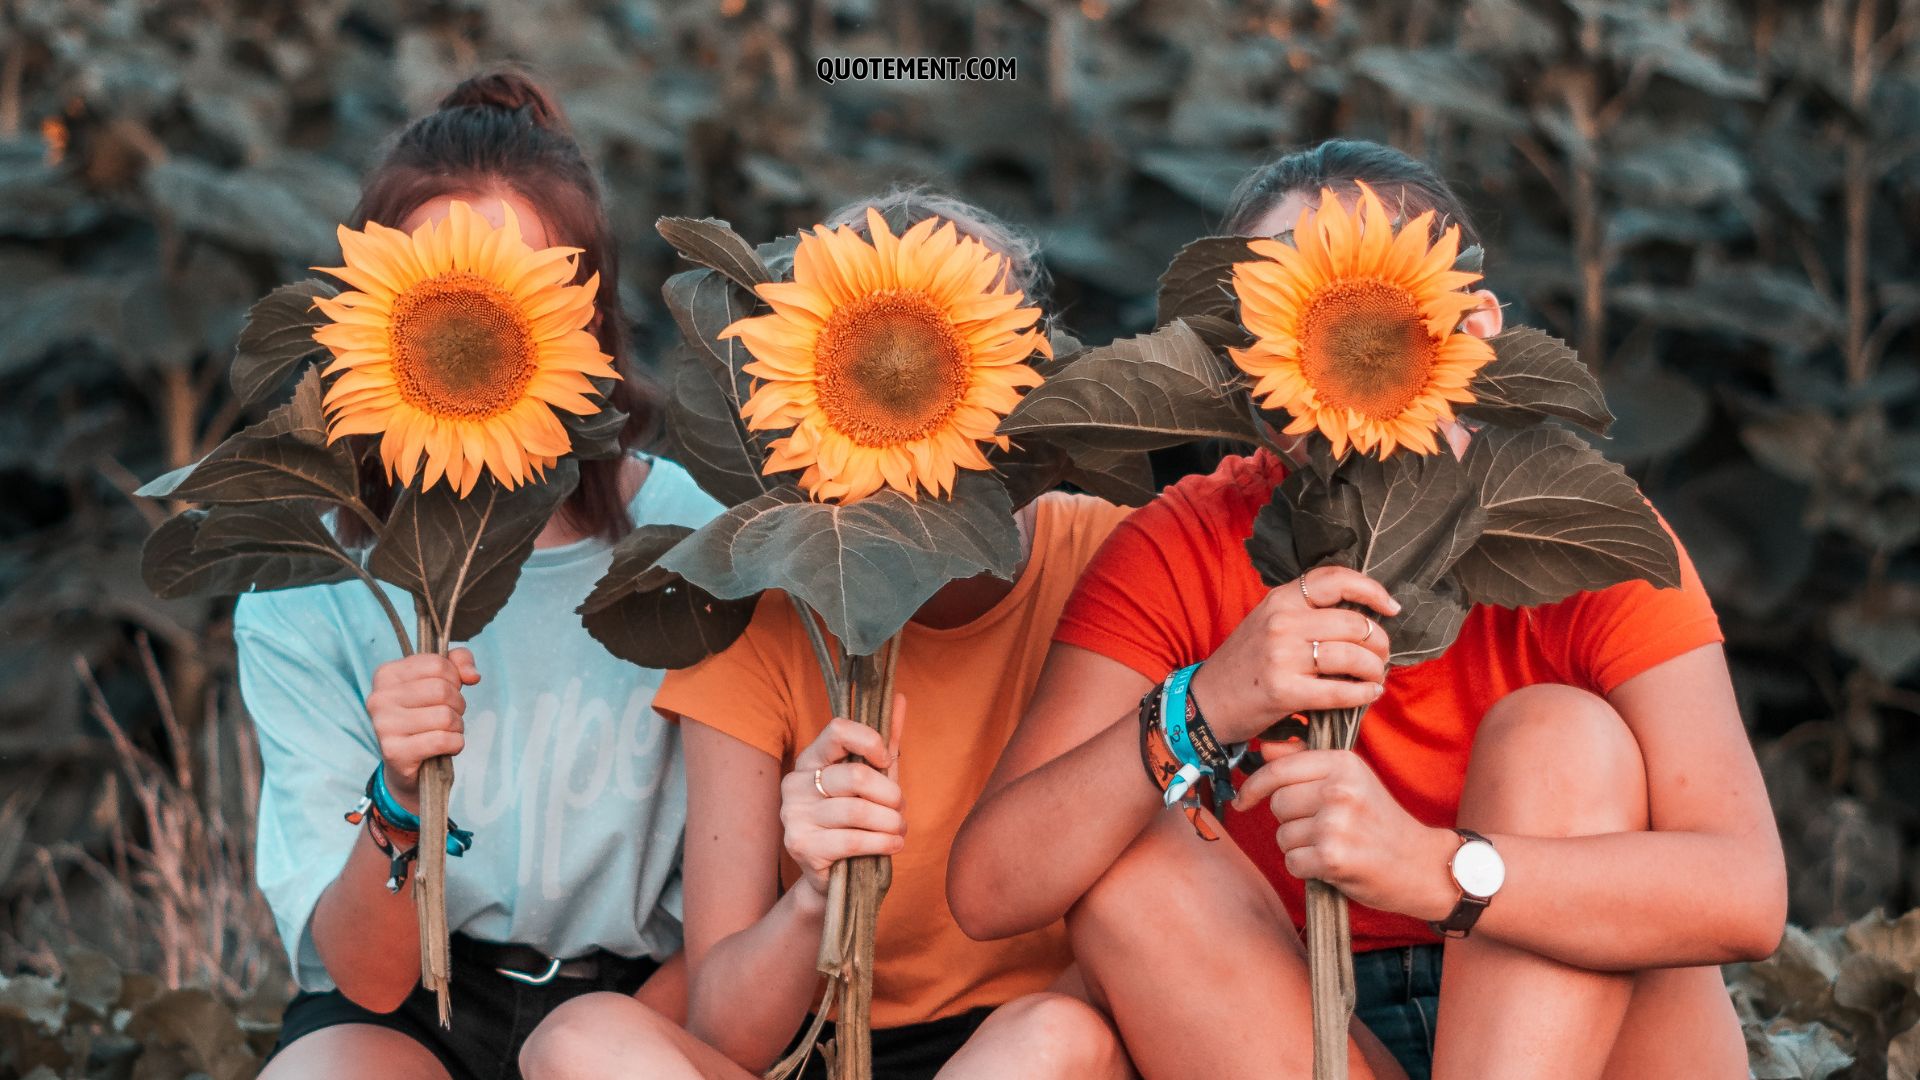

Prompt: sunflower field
xmin=1 ymin=1 xmax=1917 ymax=1077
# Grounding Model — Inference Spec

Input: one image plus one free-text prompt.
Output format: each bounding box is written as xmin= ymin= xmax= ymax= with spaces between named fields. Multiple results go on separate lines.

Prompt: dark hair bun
xmin=437 ymin=68 xmax=571 ymax=134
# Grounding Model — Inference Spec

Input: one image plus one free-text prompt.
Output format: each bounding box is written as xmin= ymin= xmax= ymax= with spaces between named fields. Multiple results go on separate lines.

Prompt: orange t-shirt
xmin=653 ymin=492 xmax=1131 ymax=1028
xmin=1053 ymin=451 xmax=1723 ymax=953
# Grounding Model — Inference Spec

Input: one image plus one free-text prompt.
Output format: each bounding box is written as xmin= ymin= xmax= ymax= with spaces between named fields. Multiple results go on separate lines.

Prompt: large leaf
xmin=138 ymin=369 xmax=362 ymax=511
xmin=1248 ymin=454 xmax=1482 ymax=665
xmin=1461 ymin=327 xmax=1614 ymax=435
xmin=662 ymin=267 xmax=759 ymax=387
xmin=659 ymin=474 xmax=1023 ymax=655
xmin=656 ymin=217 xmax=773 ymax=292
xmin=1156 ymin=236 xmax=1252 ymax=327
xmin=991 ymin=435 xmax=1157 ymax=509
xmin=1452 ymin=426 xmax=1681 ymax=608
xmin=230 ymin=279 xmax=337 ymax=408
xmin=578 ymin=524 xmax=760 ymax=669
xmin=662 ymin=343 xmax=770 ymax=506
xmin=369 ymin=461 xmax=579 ymax=643
xmin=998 ymin=320 xmax=1261 ymax=451
xmin=141 ymin=507 xmax=353 ymax=599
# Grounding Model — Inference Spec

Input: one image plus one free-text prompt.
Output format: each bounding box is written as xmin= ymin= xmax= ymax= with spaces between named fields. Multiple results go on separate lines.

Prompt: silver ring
xmin=813 ymin=768 xmax=829 ymax=799
xmin=1360 ymin=618 xmax=1375 ymax=643
xmin=1311 ymin=640 xmax=1322 ymax=674
xmin=1299 ymin=576 xmax=1314 ymax=606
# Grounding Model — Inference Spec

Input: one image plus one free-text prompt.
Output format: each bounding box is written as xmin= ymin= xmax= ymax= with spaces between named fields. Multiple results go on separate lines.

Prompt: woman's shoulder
xmin=1115 ymin=449 xmax=1287 ymax=548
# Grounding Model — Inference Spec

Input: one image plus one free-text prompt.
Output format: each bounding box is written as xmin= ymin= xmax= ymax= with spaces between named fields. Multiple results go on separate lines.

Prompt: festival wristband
xmin=355 ymin=766 xmax=474 ymax=859
xmin=1160 ymin=664 xmax=1207 ymax=770
xmin=1136 ymin=684 xmax=1221 ymax=842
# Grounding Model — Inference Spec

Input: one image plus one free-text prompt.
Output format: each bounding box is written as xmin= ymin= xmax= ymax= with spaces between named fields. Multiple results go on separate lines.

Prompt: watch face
xmin=1452 ymin=839 xmax=1505 ymax=898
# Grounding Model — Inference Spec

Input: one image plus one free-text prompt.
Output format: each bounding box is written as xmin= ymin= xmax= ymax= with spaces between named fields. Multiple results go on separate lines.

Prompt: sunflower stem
xmin=1305 ymin=703 xmax=1368 ymax=1080
xmin=411 ymin=604 xmax=453 ymax=1025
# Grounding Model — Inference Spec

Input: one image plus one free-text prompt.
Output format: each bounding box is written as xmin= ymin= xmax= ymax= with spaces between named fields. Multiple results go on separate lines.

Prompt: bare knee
xmin=520 ymin=991 xmax=671 ymax=1080
xmin=1462 ymin=685 xmax=1647 ymax=837
xmin=982 ymin=993 xmax=1126 ymax=1078
xmin=263 ymin=1024 xmax=449 ymax=1080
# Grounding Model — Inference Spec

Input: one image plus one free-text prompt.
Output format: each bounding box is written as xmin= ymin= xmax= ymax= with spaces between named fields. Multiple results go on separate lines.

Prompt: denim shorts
xmin=1353 ymin=944 xmax=1443 ymax=1080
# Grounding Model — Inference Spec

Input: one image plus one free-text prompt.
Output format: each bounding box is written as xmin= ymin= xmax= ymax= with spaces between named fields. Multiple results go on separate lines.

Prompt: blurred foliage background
xmin=0 ymin=0 xmax=1917 ymax=1076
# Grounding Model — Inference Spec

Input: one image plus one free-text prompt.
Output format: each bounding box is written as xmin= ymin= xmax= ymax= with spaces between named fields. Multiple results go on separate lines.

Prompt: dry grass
xmin=1 ymin=632 xmax=285 ymax=1001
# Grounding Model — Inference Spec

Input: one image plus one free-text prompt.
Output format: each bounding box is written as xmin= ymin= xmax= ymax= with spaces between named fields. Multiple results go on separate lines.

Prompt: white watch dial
xmin=1451 ymin=839 xmax=1505 ymax=899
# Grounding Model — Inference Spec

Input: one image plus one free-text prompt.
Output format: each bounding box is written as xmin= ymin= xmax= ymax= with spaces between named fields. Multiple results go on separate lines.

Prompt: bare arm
xmin=310 ymin=650 xmax=477 ymax=1012
xmin=681 ymin=713 xmax=906 ymax=1072
xmin=950 ymin=567 xmax=1395 ymax=941
xmin=1236 ymin=644 xmax=1788 ymax=970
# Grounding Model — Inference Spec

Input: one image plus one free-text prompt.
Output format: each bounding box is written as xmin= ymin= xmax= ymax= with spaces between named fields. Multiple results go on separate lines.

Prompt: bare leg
xmin=1601 ymin=966 xmax=1746 ymax=1078
xmin=261 ymin=1025 xmax=451 ymax=1080
xmin=936 ymin=990 xmax=1132 ymax=1079
xmin=1432 ymin=685 xmax=1647 ymax=1080
xmin=1067 ymin=812 xmax=1407 ymax=1080
xmin=518 ymin=991 xmax=756 ymax=1080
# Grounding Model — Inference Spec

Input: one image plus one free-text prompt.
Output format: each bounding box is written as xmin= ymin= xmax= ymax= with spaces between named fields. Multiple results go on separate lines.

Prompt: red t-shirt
xmin=1053 ymin=451 xmax=1723 ymax=952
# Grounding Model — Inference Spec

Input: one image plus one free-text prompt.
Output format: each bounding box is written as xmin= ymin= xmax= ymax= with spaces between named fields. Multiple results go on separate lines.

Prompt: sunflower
xmin=1229 ymin=182 xmax=1493 ymax=458
xmin=311 ymin=200 xmax=619 ymax=496
xmin=720 ymin=207 xmax=1049 ymax=502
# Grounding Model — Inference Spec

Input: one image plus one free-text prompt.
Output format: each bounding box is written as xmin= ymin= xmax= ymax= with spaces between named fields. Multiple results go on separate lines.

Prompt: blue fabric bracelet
xmin=370 ymin=765 xmax=473 ymax=858
xmin=1161 ymin=664 xmax=1206 ymax=770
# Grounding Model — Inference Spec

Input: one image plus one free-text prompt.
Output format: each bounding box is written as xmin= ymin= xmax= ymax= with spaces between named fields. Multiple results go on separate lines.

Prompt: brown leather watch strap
xmin=1428 ymin=828 xmax=1494 ymax=939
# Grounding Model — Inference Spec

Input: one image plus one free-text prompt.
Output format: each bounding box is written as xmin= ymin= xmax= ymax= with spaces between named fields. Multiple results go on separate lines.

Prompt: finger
xmin=1268 ymin=781 xmax=1329 ymax=825
xmin=1287 ymin=677 xmax=1386 ymax=713
xmin=373 ymin=652 xmax=459 ymax=689
xmin=802 ymin=829 xmax=906 ymax=864
xmin=794 ymin=716 xmax=891 ymax=772
xmin=1299 ymin=566 xmax=1402 ymax=618
xmin=385 ymin=730 xmax=464 ymax=769
xmin=394 ymin=705 xmax=465 ymax=736
xmin=1302 ymin=639 xmax=1387 ymax=686
xmin=1283 ymin=845 xmax=1330 ymax=883
xmin=1231 ymin=751 xmax=1340 ymax=811
xmin=808 ymin=798 xmax=906 ymax=836
xmin=447 ymin=647 xmax=482 ymax=685
xmin=818 ymin=763 xmax=903 ymax=810
xmin=1300 ymin=610 xmax=1392 ymax=665
xmin=1275 ymin=817 xmax=1316 ymax=853
xmin=384 ymin=677 xmax=469 ymax=712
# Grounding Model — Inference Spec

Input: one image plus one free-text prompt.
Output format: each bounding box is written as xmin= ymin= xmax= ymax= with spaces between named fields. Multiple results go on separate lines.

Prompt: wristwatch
xmin=1429 ymin=828 xmax=1504 ymax=939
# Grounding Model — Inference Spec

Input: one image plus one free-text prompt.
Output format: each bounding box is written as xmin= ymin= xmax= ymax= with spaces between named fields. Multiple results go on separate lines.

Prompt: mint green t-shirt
xmin=236 ymin=455 xmax=721 ymax=991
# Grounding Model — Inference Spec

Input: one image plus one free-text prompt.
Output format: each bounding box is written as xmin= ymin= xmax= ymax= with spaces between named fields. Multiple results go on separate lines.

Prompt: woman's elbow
xmin=334 ymin=972 xmax=415 ymax=1015
xmin=1721 ymin=855 xmax=1789 ymax=962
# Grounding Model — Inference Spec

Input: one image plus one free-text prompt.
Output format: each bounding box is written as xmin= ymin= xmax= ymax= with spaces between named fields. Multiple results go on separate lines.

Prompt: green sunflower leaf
xmin=370 ymin=460 xmax=579 ymax=643
xmin=1451 ymin=426 xmax=1680 ymax=608
xmin=1460 ymin=327 xmax=1614 ymax=435
xmin=658 ymin=473 xmax=1023 ymax=656
xmin=656 ymin=216 xmax=773 ymax=292
xmin=579 ymin=523 xmax=760 ymax=669
xmin=997 ymin=319 xmax=1261 ymax=451
xmin=230 ymin=279 xmax=337 ymax=409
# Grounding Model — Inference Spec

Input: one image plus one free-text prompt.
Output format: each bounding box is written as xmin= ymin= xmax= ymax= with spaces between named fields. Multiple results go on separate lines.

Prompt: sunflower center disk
xmin=1299 ymin=280 xmax=1439 ymax=421
xmin=814 ymin=291 xmax=970 ymax=446
xmin=389 ymin=273 xmax=540 ymax=420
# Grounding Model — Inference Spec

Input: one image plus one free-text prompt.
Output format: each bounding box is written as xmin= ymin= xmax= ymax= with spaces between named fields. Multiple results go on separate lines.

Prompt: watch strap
xmin=1428 ymin=828 xmax=1495 ymax=939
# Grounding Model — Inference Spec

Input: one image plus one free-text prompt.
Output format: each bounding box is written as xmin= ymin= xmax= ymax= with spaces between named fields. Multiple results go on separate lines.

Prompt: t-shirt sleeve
xmin=1053 ymin=490 xmax=1214 ymax=682
xmin=650 ymin=601 xmax=799 ymax=764
xmin=234 ymin=591 xmax=397 ymax=992
xmin=1534 ymin=514 xmax=1725 ymax=695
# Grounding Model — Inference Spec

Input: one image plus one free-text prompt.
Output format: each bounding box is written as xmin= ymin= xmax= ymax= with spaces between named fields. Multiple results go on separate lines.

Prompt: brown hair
xmin=336 ymin=67 xmax=661 ymax=545
xmin=1221 ymin=138 xmax=1482 ymax=249
xmin=822 ymin=186 xmax=1048 ymax=300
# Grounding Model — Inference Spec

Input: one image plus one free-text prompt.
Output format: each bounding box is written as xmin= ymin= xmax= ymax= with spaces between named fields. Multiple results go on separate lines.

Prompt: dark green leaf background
xmin=4 ymin=2 xmax=1918 ymax=1073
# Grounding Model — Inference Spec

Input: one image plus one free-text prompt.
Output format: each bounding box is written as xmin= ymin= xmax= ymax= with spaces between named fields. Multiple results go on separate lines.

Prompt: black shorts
xmin=272 ymin=935 xmax=659 ymax=1080
xmin=788 ymin=1007 xmax=994 ymax=1080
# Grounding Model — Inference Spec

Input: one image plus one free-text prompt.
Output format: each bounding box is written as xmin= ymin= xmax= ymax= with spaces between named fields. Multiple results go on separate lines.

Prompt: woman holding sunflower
xmin=948 ymin=140 xmax=1785 ymax=1079
xmin=242 ymin=70 xmax=720 ymax=1080
xmin=518 ymin=191 xmax=1133 ymax=1080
